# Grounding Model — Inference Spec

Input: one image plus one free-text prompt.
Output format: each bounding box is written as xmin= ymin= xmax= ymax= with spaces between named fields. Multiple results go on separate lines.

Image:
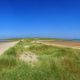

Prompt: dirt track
xmin=0 ymin=41 xmax=18 ymax=56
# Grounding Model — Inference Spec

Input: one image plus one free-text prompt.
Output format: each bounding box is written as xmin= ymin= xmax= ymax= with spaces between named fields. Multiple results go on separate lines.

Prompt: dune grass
xmin=0 ymin=40 xmax=80 ymax=80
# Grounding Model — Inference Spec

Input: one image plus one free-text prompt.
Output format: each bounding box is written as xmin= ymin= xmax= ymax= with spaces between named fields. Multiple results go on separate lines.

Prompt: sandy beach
xmin=0 ymin=41 xmax=18 ymax=56
xmin=37 ymin=40 xmax=80 ymax=49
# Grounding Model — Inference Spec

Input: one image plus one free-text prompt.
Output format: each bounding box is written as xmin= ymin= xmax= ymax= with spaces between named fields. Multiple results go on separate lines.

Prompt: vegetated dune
xmin=0 ymin=41 xmax=18 ymax=56
xmin=0 ymin=39 xmax=80 ymax=80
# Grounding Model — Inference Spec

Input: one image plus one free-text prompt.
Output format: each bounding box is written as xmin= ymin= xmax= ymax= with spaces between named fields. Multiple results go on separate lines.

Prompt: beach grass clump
xmin=27 ymin=44 xmax=59 ymax=55
xmin=28 ymin=44 xmax=80 ymax=57
xmin=0 ymin=55 xmax=17 ymax=70
xmin=4 ymin=47 xmax=16 ymax=56
xmin=0 ymin=59 xmax=61 ymax=80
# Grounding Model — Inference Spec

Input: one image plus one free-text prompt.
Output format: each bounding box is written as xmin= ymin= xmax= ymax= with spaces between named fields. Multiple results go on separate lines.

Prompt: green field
xmin=0 ymin=39 xmax=80 ymax=80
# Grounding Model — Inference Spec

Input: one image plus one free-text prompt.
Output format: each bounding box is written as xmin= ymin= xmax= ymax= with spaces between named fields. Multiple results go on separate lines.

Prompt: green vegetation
xmin=0 ymin=39 xmax=80 ymax=80
xmin=6 ymin=37 xmax=65 ymax=41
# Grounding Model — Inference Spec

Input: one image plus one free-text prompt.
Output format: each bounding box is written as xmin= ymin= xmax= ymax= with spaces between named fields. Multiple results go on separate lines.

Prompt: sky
xmin=0 ymin=0 xmax=80 ymax=39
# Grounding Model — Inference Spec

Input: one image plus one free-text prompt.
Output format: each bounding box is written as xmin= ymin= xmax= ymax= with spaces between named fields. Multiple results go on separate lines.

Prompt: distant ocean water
xmin=0 ymin=40 xmax=9 ymax=42
xmin=66 ymin=39 xmax=80 ymax=42
xmin=71 ymin=39 xmax=80 ymax=42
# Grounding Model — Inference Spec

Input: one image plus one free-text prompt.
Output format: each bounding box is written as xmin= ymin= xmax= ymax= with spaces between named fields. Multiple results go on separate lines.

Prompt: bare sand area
xmin=0 ymin=41 xmax=18 ymax=56
xmin=37 ymin=40 xmax=80 ymax=49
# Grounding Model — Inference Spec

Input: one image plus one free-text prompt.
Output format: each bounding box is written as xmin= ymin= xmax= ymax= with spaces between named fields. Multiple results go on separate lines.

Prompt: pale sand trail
xmin=0 ymin=41 xmax=19 ymax=56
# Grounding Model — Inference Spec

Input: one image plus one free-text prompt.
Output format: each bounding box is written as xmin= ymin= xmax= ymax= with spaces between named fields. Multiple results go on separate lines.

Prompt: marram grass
xmin=0 ymin=40 xmax=80 ymax=80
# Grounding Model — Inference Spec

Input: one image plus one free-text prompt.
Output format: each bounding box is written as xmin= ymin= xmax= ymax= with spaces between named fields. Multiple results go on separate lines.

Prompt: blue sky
xmin=0 ymin=0 xmax=80 ymax=39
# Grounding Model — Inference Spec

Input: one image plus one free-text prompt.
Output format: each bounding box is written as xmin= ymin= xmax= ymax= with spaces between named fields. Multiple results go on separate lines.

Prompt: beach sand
xmin=0 ymin=41 xmax=18 ymax=56
xmin=37 ymin=40 xmax=80 ymax=49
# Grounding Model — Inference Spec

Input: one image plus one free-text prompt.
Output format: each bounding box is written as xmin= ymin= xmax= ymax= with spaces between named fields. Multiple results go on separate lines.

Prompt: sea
xmin=0 ymin=40 xmax=9 ymax=42
xmin=69 ymin=39 xmax=80 ymax=42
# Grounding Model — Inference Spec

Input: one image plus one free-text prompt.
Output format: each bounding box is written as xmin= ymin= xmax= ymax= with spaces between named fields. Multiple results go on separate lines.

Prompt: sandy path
xmin=0 ymin=41 xmax=18 ymax=56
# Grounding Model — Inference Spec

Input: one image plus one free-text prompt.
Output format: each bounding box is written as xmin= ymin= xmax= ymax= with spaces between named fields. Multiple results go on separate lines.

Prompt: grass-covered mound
xmin=0 ymin=40 xmax=80 ymax=80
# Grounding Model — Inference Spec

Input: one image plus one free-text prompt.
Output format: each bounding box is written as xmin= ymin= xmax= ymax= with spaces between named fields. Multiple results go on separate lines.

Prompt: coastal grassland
xmin=0 ymin=39 xmax=80 ymax=80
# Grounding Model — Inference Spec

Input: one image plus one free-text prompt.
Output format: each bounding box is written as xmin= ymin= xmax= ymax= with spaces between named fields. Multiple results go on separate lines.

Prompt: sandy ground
xmin=0 ymin=41 xmax=18 ymax=56
xmin=19 ymin=52 xmax=38 ymax=65
xmin=36 ymin=40 xmax=80 ymax=49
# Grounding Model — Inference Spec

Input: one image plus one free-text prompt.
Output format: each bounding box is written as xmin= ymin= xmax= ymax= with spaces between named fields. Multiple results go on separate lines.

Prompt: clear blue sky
xmin=0 ymin=0 xmax=80 ymax=39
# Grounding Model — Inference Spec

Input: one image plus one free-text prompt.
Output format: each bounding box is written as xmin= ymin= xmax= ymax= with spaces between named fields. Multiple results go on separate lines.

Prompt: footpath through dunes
xmin=0 ymin=41 xmax=19 ymax=56
xmin=36 ymin=40 xmax=80 ymax=49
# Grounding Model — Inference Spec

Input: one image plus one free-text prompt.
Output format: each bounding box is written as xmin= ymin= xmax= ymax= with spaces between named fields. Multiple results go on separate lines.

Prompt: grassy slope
xmin=0 ymin=39 xmax=80 ymax=80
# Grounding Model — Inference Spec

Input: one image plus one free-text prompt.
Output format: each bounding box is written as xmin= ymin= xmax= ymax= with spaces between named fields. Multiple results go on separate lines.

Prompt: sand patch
xmin=24 ymin=45 xmax=30 ymax=48
xmin=19 ymin=52 xmax=38 ymax=65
